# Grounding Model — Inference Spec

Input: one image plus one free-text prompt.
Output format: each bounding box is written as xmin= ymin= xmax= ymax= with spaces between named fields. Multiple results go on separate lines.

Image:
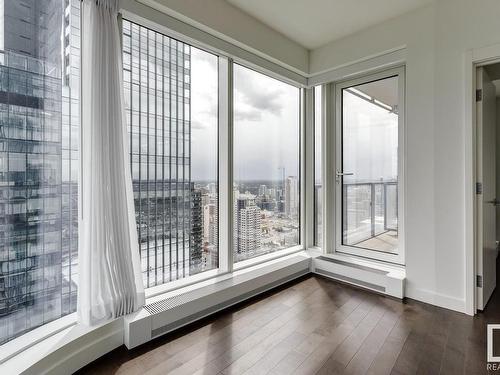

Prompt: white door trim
xmin=465 ymin=43 xmax=500 ymax=316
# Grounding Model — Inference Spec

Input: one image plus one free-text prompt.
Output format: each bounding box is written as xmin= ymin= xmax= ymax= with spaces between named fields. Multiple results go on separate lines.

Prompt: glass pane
xmin=0 ymin=0 xmax=80 ymax=344
xmin=233 ymin=64 xmax=300 ymax=262
xmin=123 ymin=20 xmax=218 ymax=288
xmin=341 ymin=76 xmax=399 ymax=254
xmin=314 ymin=86 xmax=322 ymax=247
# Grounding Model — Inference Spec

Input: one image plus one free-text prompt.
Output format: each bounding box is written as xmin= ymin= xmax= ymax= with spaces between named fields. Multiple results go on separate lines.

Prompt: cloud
xmin=234 ymin=108 xmax=262 ymax=122
xmin=233 ymin=66 xmax=285 ymax=121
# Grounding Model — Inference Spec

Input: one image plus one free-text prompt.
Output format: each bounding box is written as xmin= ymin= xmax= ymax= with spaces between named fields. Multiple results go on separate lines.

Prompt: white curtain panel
xmin=79 ymin=0 xmax=145 ymax=325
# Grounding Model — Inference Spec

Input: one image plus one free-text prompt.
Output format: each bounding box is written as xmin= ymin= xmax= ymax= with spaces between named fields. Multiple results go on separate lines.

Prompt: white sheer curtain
xmin=78 ymin=0 xmax=144 ymax=325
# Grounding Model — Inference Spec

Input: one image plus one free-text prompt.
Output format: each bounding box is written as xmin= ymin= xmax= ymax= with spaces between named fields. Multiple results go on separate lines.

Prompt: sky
xmin=342 ymin=81 xmax=399 ymax=183
xmin=190 ymin=48 xmax=300 ymax=182
xmin=190 ymin=48 xmax=218 ymax=182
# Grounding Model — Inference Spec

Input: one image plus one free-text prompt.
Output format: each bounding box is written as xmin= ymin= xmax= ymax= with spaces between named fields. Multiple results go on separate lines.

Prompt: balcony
xmin=343 ymin=180 xmax=398 ymax=254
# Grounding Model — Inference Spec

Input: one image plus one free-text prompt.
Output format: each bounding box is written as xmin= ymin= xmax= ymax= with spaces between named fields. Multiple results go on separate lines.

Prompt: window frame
xmin=332 ymin=67 xmax=406 ymax=265
xmin=119 ymin=10 xmax=307 ymax=291
xmin=231 ymin=62 xmax=304 ymax=264
xmin=312 ymin=85 xmax=324 ymax=249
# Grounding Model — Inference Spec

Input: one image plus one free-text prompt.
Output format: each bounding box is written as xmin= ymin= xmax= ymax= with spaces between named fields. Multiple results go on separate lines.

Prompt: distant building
xmin=190 ymin=188 xmax=203 ymax=273
xmin=234 ymin=195 xmax=261 ymax=259
xmin=203 ymin=204 xmax=211 ymax=243
xmin=208 ymin=201 xmax=218 ymax=247
xmin=208 ymin=182 xmax=217 ymax=195
xmin=285 ymin=176 xmax=298 ymax=218
xmin=258 ymin=184 xmax=267 ymax=196
xmin=203 ymin=199 xmax=218 ymax=247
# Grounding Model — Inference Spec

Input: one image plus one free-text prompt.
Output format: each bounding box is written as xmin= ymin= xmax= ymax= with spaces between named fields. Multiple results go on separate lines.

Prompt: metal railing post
xmin=370 ymin=183 xmax=375 ymax=237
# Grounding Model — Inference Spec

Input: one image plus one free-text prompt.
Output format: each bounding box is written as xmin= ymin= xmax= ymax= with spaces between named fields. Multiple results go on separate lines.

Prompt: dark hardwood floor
xmin=78 ymin=258 xmax=500 ymax=375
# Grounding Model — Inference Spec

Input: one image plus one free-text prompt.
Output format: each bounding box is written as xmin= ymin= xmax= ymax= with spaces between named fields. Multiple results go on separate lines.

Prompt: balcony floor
xmin=354 ymin=230 xmax=398 ymax=253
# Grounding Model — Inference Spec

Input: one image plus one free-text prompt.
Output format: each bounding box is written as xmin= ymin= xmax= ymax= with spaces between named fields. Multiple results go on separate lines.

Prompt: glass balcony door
xmin=334 ymin=68 xmax=405 ymax=264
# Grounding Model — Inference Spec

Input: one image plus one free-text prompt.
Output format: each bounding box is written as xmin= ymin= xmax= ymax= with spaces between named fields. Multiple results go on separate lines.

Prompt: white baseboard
xmin=405 ymin=285 xmax=466 ymax=313
xmin=311 ymin=254 xmax=405 ymax=298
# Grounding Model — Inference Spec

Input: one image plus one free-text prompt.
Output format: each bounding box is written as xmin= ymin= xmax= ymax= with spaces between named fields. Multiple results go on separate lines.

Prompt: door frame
xmin=465 ymin=43 xmax=500 ymax=316
xmin=332 ymin=66 xmax=406 ymax=265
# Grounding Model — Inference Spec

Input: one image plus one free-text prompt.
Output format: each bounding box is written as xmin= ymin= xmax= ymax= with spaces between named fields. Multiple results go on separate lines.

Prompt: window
xmin=233 ymin=64 xmax=300 ymax=262
xmin=335 ymin=71 xmax=403 ymax=263
xmin=0 ymin=0 xmax=80 ymax=344
xmin=122 ymin=20 xmax=219 ymax=288
xmin=314 ymin=86 xmax=322 ymax=247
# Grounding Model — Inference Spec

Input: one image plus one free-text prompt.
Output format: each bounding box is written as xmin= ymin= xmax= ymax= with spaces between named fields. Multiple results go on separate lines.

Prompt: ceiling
xmin=226 ymin=0 xmax=433 ymax=49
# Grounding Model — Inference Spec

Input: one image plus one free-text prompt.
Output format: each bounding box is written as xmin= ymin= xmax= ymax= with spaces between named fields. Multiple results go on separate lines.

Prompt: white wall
xmin=310 ymin=0 xmax=500 ymax=312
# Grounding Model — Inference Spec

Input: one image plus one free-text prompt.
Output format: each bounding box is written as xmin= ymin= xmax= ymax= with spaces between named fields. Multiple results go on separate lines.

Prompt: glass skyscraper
xmin=122 ymin=20 xmax=207 ymax=288
xmin=0 ymin=0 xmax=80 ymax=345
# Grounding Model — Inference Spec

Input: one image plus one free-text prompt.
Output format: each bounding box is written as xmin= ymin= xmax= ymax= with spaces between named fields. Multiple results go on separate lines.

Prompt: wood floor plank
xmin=365 ymin=305 xmax=415 ymax=375
xmin=315 ymin=302 xmax=386 ymax=374
xmin=164 ymin=279 xmax=336 ymax=375
xmin=342 ymin=309 xmax=401 ymax=375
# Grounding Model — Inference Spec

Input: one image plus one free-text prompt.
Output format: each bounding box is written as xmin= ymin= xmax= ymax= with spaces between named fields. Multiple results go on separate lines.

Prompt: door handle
xmin=336 ymin=170 xmax=354 ymax=178
xmin=486 ymin=198 xmax=500 ymax=206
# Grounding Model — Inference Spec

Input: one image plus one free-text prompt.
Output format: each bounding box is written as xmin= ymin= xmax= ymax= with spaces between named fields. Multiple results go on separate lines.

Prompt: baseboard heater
xmin=124 ymin=253 xmax=311 ymax=349
xmin=312 ymin=256 xmax=404 ymax=298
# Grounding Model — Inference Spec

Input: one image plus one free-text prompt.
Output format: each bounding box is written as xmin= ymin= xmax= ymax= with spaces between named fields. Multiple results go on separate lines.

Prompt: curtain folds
xmin=78 ymin=0 xmax=144 ymax=325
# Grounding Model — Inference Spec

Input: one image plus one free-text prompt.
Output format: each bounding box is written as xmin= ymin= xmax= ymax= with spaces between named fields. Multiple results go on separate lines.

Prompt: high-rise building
xmin=190 ymin=188 xmax=203 ymax=273
xmin=207 ymin=201 xmax=218 ymax=247
xmin=258 ymin=184 xmax=267 ymax=197
xmin=234 ymin=195 xmax=261 ymax=259
xmin=208 ymin=182 xmax=216 ymax=196
xmin=285 ymin=176 xmax=298 ymax=219
xmin=203 ymin=203 xmax=210 ymax=243
xmin=0 ymin=0 xmax=80 ymax=345
xmin=123 ymin=20 xmax=204 ymax=287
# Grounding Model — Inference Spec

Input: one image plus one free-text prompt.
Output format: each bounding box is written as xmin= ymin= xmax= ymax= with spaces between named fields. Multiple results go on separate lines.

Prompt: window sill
xmin=0 ymin=314 xmax=123 ymax=375
xmin=145 ymin=268 xmax=229 ymax=300
xmin=233 ymin=245 xmax=304 ymax=271
xmin=144 ymin=246 xmax=305 ymax=300
xmin=0 ymin=313 xmax=77 ymax=366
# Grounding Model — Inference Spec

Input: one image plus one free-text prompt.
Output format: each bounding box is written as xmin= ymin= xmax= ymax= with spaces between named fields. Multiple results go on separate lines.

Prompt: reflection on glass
xmin=122 ymin=20 xmax=218 ymax=288
xmin=233 ymin=64 xmax=300 ymax=262
xmin=314 ymin=86 xmax=322 ymax=247
xmin=341 ymin=76 xmax=399 ymax=254
xmin=0 ymin=0 xmax=80 ymax=344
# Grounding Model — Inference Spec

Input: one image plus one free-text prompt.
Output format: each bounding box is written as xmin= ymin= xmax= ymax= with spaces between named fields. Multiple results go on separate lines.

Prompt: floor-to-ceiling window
xmin=233 ymin=64 xmax=300 ymax=262
xmin=0 ymin=0 xmax=80 ymax=344
xmin=122 ymin=20 xmax=219 ymax=288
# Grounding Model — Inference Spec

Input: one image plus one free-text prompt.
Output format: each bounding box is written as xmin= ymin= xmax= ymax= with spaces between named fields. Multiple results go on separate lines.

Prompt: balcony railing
xmin=342 ymin=180 xmax=398 ymax=247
